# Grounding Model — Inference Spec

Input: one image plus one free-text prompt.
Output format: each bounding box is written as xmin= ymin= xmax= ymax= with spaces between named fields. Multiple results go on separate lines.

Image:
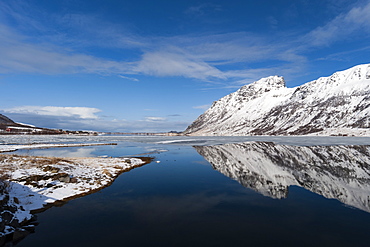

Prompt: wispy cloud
xmin=2 ymin=106 xmax=101 ymax=119
xmin=304 ymin=1 xmax=370 ymax=47
xmin=144 ymin=117 xmax=167 ymax=122
xmin=162 ymin=32 xmax=276 ymax=64
xmin=0 ymin=0 xmax=369 ymax=85
xmin=0 ymin=1 xmax=304 ymax=82
xmin=267 ymin=16 xmax=278 ymax=29
xmin=317 ymin=45 xmax=370 ymax=61
xmin=0 ymin=1 xmax=147 ymax=50
xmin=193 ymin=104 xmax=211 ymax=110
xmin=0 ymin=24 xmax=135 ymax=75
xmin=185 ymin=3 xmax=222 ymax=17
xmin=134 ymin=51 xmax=226 ymax=81
xmin=119 ymin=75 xmax=139 ymax=82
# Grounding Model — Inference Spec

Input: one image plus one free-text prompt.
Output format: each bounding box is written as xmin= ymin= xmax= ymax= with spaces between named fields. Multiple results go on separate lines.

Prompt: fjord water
xmin=8 ymin=136 xmax=370 ymax=247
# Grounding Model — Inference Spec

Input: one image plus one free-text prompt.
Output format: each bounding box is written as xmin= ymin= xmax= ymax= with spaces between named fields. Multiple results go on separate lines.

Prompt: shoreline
xmin=0 ymin=142 xmax=118 ymax=153
xmin=0 ymin=152 xmax=152 ymax=245
xmin=29 ymin=156 xmax=153 ymax=214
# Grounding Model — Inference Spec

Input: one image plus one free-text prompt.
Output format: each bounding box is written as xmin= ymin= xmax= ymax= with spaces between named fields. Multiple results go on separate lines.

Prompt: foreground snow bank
xmin=0 ymin=154 xmax=150 ymax=244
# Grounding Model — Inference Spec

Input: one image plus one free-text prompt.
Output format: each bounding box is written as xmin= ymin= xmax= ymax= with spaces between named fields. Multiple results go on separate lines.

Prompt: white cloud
xmin=193 ymin=104 xmax=211 ymax=110
xmin=118 ymin=75 xmax=139 ymax=82
xmin=144 ymin=117 xmax=167 ymax=122
xmin=3 ymin=106 xmax=101 ymax=119
xmin=2 ymin=111 xmax=189 ymax=132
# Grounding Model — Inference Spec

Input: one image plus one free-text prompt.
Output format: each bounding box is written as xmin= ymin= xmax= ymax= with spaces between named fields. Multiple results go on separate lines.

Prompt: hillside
xmin=0 ymin=114 xmax=90 ymax=135
xmin=0 ymin=114 xmax=15 ymax=125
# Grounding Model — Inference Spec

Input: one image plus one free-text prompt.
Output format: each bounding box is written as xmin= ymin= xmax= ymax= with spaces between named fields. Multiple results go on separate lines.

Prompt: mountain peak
xmin=239 ymin=75 xmax=286 ymax=92
xmin=252 ymin=75 xmax=285 ymax=87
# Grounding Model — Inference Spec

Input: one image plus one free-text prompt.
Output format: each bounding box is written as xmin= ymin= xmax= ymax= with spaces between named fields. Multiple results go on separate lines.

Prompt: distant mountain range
xmin=184 ymin=64 xmax=370 ymax=136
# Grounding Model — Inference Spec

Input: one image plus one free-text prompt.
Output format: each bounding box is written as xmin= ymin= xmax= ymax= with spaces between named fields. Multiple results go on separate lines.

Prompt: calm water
xmin=3 ymin=136 xmax=370 ymax=247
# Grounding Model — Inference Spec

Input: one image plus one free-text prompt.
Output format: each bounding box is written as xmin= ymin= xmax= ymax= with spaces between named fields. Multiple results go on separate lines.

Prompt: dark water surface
xmin=6 ymin=137 xmax=370 ymax=247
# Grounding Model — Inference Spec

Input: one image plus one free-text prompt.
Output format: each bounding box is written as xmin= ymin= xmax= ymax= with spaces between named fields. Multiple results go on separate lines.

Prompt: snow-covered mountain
xmin=194 ymin=142 xmax=370 ymax=212
xmin=184 ymin=64 xmax=370 ymax=136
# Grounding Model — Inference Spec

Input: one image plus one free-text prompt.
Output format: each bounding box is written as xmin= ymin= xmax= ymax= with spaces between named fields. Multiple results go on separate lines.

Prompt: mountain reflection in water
xmin=194 ymin=142 xmax=370 ymax=213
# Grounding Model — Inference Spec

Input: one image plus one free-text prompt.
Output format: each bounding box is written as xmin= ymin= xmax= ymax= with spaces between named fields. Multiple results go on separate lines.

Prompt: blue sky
xmin=1 ymin=0 xmax=370 ymax=132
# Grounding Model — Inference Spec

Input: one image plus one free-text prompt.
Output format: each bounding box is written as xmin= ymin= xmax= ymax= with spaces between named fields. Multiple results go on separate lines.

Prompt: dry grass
xmin=0 ymin=154 xmax=74 ymax=166
xmin=0 ymin=174 xmax=10 ymax=193
xmin=0 ymin=154 xmax=77 ymax=184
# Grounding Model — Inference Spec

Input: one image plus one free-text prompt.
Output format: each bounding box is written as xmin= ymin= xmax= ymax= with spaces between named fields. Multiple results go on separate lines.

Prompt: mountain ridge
xmin=184 ymin=64 xmax=370 ymax=136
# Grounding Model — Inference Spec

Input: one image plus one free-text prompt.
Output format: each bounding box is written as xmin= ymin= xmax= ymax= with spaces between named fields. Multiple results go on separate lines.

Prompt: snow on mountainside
xmin=184 ymin=64 xmax=370 ymax=136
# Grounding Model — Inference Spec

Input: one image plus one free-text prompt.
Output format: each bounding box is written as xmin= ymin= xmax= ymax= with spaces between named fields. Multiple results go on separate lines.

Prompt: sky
xmin=1 ymin=0 xmax=370 ymax=133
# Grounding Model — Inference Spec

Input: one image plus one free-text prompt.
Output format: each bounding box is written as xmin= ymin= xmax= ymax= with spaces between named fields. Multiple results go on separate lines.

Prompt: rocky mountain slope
xmin=0 ymin=114 xmax=15 ymax=125
xmin=184 ymin=64 xmax=370 ymax=136
xmin=194 ymin=142 xmax=370 ymax=212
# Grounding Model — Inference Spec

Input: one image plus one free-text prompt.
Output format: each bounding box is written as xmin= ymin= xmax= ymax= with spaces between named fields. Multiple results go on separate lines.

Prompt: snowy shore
xmin=0 ymin=142 xmax=117 ymax=153
xmin=0 ymin=143 xmax=151 ymax=245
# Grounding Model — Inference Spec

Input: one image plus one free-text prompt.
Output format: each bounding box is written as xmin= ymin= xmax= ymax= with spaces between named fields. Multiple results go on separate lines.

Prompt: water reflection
xmin=13 ymin=143 xmax=167 ymax=158
xmin=194 ymin=142 xmax=370 ymax=212
xmin=16 ymin=147 xmax=99 ymax=157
